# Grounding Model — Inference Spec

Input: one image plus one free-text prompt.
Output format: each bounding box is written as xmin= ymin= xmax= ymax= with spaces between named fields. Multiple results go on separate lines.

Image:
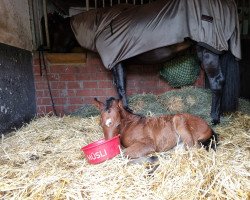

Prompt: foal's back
xmin=129 ymin=113 xmax=213 ymax=152
xmin=171 ymin=113 xmax=212 ymax=145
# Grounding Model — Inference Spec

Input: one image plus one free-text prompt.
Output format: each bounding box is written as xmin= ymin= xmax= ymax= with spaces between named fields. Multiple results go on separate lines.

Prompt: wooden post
xmin=43 ymin=0 xmax=50 ymax=49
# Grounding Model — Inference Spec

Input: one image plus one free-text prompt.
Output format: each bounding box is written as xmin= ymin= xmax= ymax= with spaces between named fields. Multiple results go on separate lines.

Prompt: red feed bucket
xmin=81 ymin=135 xmax=121 ymax=164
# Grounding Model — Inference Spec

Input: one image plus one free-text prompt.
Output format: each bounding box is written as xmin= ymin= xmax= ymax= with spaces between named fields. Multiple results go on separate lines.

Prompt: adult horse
xmin=94 ymin=97 xmax=218 ymax=159
xmin=47 ymin=0 xmax=241 ymax=125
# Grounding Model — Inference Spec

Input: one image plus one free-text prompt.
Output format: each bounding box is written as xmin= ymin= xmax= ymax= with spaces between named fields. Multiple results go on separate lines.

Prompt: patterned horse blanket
xmin=71 ymin=0 xmax=241 ymax=70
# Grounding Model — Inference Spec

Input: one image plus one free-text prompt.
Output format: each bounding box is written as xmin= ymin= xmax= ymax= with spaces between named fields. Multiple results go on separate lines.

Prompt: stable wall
xmin=0 ymin=0 xmax=32 ymax=51
xmin=0 ymin=43 xmax=36 ymax=134
xmin=33 ymin=52 xmax=205 ymax=115
xmin=0 ymin=0 xmax=36 ymax=134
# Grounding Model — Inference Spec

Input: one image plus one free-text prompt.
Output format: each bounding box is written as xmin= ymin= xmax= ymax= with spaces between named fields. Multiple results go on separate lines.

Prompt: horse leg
xmin=220 ymin=52 xmax=240 ymax=112
xmin=196 ymin=46 xmax=225 ymax=125
xmin=111 ymin=62 xmax=129 ymax=108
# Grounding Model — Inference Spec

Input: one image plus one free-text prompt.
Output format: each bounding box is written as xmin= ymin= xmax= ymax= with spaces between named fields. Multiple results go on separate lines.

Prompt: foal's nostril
xmin=104 ymin=133 xmax=112 ymax=140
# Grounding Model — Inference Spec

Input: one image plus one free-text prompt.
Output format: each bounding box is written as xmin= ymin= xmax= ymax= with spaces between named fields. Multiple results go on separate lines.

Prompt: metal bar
xmin=95 ymin=0 xmax=97 ymax=9
xmin=28 ymin=0 xmax=37 ymax=49
xmin=103 ymin=0 xmax=105 ymax=7
xmin=36 ymin=0 xmax=43 ymax=47
xmin=86 ymin=0 xmax=89 ymax=11
xmin=42 ymin=0 xmax=50 ymax=49
xmin=141 ymin=0 xmax=143 ymax=4
xmin=110 ymin=0 xmax=113 ymax=6
xmin=133 ymin=0 xmax=136 ymax=4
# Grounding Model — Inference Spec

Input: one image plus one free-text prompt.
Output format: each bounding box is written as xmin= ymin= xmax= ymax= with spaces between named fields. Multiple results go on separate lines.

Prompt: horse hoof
xmin=124 ymin=106 xmax=133 ymax=113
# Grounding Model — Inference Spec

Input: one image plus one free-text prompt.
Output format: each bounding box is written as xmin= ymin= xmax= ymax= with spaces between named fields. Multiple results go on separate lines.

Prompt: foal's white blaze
xmin=105 ymin=118 xmax=112 ymax=127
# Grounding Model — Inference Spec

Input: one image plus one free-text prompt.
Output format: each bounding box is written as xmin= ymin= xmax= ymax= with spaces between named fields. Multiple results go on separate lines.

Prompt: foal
xmin=94 ymin=97 xmax=217 ymax=159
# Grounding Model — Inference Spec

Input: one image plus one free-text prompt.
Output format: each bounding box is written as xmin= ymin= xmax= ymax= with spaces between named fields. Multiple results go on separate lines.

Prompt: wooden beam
xmin=45 ymin=53 xmax=87 ymax=64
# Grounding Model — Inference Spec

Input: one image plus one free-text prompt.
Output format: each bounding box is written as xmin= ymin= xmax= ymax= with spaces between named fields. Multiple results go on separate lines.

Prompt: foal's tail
xmin=201 ymin=129 xmax=219 ymax=151
xmin=220 ymin=51 xmax=240 ymax=113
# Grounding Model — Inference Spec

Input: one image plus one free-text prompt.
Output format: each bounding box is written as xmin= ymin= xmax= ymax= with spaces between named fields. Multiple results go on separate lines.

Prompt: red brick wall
xmin=33 ymin=52 xmax=205 ymax=115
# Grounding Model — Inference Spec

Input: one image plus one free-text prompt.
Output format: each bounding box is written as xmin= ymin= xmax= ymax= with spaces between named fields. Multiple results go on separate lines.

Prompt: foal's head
xmin=94 ymin=97 xmax=122 ymax=140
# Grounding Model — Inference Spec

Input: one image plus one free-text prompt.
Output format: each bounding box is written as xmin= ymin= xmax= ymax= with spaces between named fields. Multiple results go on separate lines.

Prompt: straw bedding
xmin=1 ymin=90 xmax=250 ymax=199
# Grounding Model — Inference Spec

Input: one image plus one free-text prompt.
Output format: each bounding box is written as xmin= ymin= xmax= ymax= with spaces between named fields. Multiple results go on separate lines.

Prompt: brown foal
xmin=94 ymin=97 xmax=217 ymax=159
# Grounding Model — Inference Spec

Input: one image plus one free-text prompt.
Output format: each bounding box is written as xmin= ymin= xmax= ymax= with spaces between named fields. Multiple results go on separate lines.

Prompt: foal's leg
xmin=124 ymin=142 xmax=155 ymax=159
xmin=111 ymin=62 xmax=129 ymax=108
xmin=196 ymin=46 xmax=225 ymax=125
xmin=172 ymin=115 xmax=195 ymax=148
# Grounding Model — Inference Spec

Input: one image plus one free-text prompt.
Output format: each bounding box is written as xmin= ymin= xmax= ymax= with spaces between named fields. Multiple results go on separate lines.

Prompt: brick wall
xmin=33 ymin=51 xmax=205 ymax=115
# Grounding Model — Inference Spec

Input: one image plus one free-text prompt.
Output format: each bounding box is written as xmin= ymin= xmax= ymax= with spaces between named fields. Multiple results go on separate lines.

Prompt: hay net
xmin=160 ymin=54 xmax=200 ymax=88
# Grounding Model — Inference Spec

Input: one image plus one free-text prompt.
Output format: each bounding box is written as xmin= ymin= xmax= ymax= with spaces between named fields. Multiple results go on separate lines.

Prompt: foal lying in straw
xmin=94 ymin=97 xmax=218 ymax=159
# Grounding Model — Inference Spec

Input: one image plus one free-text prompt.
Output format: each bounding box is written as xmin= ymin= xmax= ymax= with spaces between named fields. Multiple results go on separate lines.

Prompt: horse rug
xmin=71 ymin=0 xmax=241 ymax=70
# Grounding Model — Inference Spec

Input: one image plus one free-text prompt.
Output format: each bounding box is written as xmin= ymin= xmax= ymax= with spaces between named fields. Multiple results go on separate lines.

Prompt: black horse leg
xmin=111 ymin=62 xmax=129 ymax=108
xmin=196 ymin=46 xmax=225 ymax=125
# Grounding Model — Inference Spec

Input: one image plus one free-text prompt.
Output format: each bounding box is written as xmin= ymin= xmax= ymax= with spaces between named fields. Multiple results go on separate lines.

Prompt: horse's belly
xmin=128 ymin=41 xmax=192 ymax=65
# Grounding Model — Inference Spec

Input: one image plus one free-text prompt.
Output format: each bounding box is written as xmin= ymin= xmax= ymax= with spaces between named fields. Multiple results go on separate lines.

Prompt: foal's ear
xmin=118 ymin=99 xmax=124 ymax=109
xmin=93 ymin=98 xmax=105 ymax=110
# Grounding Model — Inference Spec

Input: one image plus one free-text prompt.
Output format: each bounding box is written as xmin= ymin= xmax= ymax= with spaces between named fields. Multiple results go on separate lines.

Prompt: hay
xmin=239 ymin=98 xmax=250 ymax=115
xmin=71 ymin=87 xmax=250 ymax=124
xmin=70 ymin=104 xmax=99 ymax=118
xmin=157 ymin=87 xmax=212 ymax=121
xmin=129 ymin=93 xmax=167 ymax=116
xmin=0 ymin=112 xmax=250 ymax=199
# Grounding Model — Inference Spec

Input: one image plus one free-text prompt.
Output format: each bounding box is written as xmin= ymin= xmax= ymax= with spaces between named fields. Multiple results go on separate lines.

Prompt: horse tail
xmin=220 ymin=51 xmax=240 ymax=113
xmin=200 ymin=129 xmax=218 ymax=151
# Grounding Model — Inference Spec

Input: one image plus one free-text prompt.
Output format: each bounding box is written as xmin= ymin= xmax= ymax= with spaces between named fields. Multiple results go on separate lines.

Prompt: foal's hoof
xmin=127 ymin=156 xmax=159 ymax=177
xmin=211 ymin=119 xmax=220 ymax=126
xmin=146 ymin=164 xmax=160 ymax=177
xmin=147 ymin=155 xmax=159 ymax=163
xmin=127 ymin=155 xmax=159 ymax=165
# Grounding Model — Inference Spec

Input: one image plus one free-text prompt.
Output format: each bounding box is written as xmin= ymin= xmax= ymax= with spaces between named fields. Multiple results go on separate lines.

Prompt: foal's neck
xmin=119 ymin=107 xmax=143 ymax=122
